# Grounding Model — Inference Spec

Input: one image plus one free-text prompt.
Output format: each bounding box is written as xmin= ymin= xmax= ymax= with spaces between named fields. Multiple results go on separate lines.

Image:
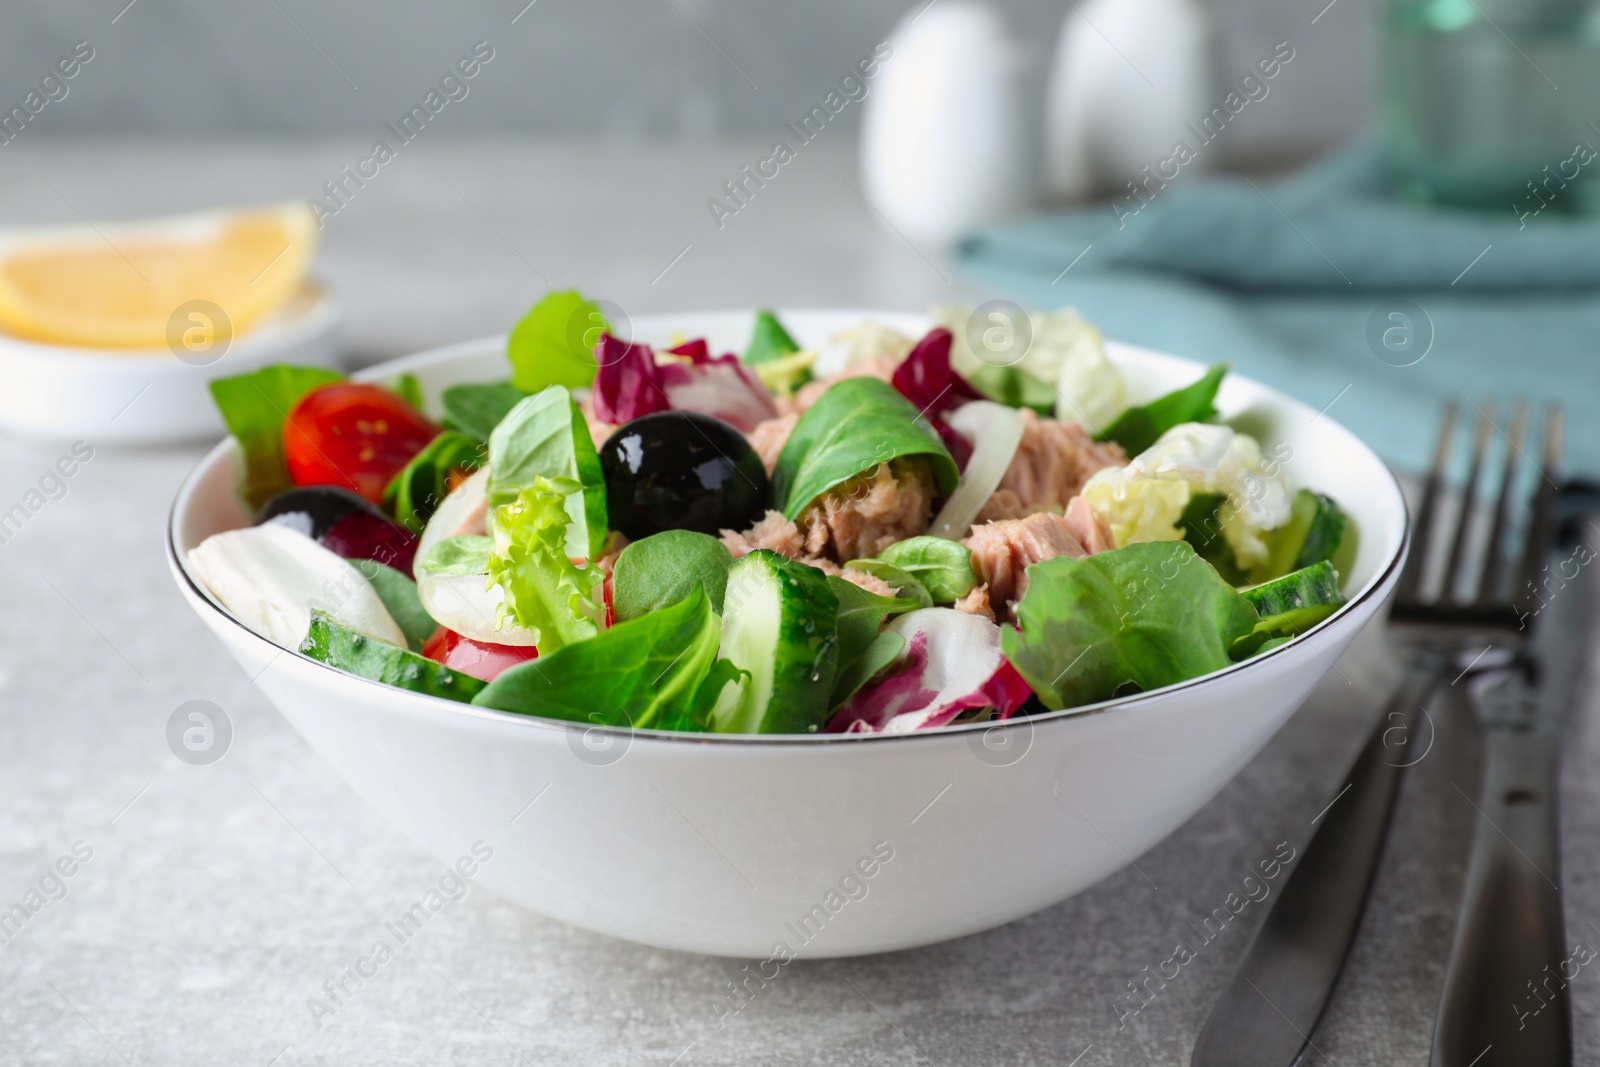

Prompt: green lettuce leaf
xmin=416 ymin=535 xmax=493 ymax=577
xmin=964 ymin=364 xmax=1056 ymax=416
xmin=1095 ymin=364 xmax=1228 ymax=457
xmin=441 ymin=380 xmax=527 ymax=440
xmin=876 ymin=536 xmax=977 ymax=603
xmin=771 ymin=377 xmax=959 ymax=518
xmin=382 ymin=430 xmax=484 ymax=534
xmin=472 ymin=586 xmax=720 ymax=729
xmin=487 ymin=386 xmax=607 ymax=558
xmin=507 ymin=290 xmax=607 ymax=394
xmin=1000 ymin=540 xmax=1259 ymax=710
xmin=209 ymin=364 xmax=345 ymax=510
xmin=487 ymin=478 xmax=605 ymax=655
xmin=612 ymin=530 xmax=732 ymax=621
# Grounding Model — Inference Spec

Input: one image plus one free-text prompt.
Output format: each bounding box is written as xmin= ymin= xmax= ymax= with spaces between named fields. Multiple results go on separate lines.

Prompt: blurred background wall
xmin=5 ymin=0 xmax=1378 ymax=167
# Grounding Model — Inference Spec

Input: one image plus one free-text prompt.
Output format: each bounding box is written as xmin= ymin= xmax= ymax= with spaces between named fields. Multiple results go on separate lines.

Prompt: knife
xmin=1188 ymin=663 xmax=1441 ymax=1067
xmin=1429 ymin=535 xmax=1594 ymax=1067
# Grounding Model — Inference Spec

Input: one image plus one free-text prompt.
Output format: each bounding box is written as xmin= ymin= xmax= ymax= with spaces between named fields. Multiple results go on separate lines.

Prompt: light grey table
xmin=1 ymin=140 xmax=1597 ymax=1067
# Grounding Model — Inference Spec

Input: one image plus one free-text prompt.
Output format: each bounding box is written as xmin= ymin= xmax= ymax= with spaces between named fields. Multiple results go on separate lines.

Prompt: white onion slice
xmin=412 ymin=463 xmax=540 ymax=646
xmin=414 ymin=465 xmax=490 ymax=580
xmin=415 ymin=568 xmax=540 ymax=647
xmin=928 ymin=401 xmax=1025 ymax=540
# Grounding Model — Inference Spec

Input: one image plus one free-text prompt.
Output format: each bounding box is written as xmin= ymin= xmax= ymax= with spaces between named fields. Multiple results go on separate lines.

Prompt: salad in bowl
xmin=184 ymin=291 xmax=1357 ymax=738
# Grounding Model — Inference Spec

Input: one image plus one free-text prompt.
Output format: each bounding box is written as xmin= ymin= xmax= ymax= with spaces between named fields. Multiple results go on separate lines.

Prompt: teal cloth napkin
xmin=957 ymin=144 xmax=1600 ymax=478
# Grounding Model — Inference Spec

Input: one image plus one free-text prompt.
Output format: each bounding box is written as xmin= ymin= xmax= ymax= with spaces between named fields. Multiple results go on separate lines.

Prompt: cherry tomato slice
xmin=421 ymin=628 xmax=539 ymax=683
xmin=284 ymin=383 xmax=440 ymax=505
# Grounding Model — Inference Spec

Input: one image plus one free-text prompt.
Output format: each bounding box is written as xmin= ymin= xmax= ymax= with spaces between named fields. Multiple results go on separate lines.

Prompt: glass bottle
xmin=1383 ymin=0 xmax=1600 ymax=215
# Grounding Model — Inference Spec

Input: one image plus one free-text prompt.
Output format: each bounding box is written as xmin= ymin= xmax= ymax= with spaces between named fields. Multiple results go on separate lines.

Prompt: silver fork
xmin=1191 ymin=400 xmax=1563 ymax=1067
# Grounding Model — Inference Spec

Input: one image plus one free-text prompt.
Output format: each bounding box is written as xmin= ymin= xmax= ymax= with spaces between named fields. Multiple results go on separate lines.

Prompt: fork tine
xmin=1475 ymin=400 xmax=1529 ymax=606
xmin=1395 ymin=402 xmax=1458 ymax=606
xmin=1514 ymin=406 xmax=1563 ymax=619
xmin=1442 ymin=403 xmax=1493 ymax=603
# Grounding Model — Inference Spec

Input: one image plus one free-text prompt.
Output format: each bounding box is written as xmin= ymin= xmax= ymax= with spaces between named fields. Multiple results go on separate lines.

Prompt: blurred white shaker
xmin=860 ymin=1 xmax=1032 ymax=247
xmin=1044 ymin=0 xmax=1211 ymax=200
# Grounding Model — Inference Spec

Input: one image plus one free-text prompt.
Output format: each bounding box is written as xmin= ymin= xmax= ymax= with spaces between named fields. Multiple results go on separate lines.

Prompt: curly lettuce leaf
xmin=1000 ymin=540 xmax=1260 ymax=710
xmin=507 ymin=290 xmax=607 ymax=394
xmin=487 ymin=386 xmax=607 ymax=558
xmin=486 ymin=478 xmax=605 ymax=655
xmin=472 ymin=586 xmax=720 ymax=729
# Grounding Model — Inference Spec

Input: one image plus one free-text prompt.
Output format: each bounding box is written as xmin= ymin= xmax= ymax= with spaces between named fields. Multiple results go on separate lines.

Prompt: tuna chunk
xmin=953 ymin=583 xmax=993 ymax=620
xmin=962 ymin=511 xmax=1088 ymax=618
xmin=720 ymin=511 xmax=898 ymax=597
xmin=1064 ymin=494 xmax=1114 ymax=554
xmin=745 ymin=412 xmax=799 ymax=475
xmin=795 ymin=460 xmax=934 ymax=562
xmin=998 ymin=409 xmax=1126 ymax=511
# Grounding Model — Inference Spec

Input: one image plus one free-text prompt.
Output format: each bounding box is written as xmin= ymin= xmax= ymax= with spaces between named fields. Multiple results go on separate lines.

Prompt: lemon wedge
xmin=0 ymin=201 xmax=318 ymax=348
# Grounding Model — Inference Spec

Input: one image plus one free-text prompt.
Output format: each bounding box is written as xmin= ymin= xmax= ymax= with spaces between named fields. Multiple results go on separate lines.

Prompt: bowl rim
xmin=167 ymin=313 xmax=1412 ymax=747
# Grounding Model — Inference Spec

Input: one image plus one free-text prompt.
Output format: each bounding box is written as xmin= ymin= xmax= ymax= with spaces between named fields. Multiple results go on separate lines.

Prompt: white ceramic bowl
xmin=0 ymin=284 xmax=340 ymax=445
xmin=167 ymin=310 xmax=1408 ymax=958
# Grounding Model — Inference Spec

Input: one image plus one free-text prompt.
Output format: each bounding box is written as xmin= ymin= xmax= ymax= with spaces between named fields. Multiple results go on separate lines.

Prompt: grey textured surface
xmin=1 ymin=140 xmax=1598 ymax=1066
xmin=1 ymin=0 xmax=1378 ymax=164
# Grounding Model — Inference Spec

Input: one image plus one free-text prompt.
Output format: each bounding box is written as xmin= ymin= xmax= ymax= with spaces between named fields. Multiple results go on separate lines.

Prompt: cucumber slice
xmin=1234 ymin=561 xmax=1345 ymax=656
xmin=710 ymin=550 xmax=840 ymax=734
xmin=301 ymin=610 xmax=485 ymax=703
xmin=1254 ymin=490 xmax=1352 ymax=584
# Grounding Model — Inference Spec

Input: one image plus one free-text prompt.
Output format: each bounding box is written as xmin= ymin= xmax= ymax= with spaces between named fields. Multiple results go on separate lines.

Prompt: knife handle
xmin=1431 ymin=726 xmax=1570 ymax=1067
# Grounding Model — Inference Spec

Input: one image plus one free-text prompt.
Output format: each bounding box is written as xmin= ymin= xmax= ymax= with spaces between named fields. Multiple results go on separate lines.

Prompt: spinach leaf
xmin=487 ymin=386 xmax=608 ymax=558
xmin=825 ymin=575 xmax=919 ymax=706
xmin=416 ymin=535 xmax=493 ymax=577
xmin=472 ymin=586 xmax=720 ymax=728
xmin=843 ymin=560 xmax=934 ymax=608
xmin=1000 ymin=540 xmax=1259 ymax=710
xmin=441 ymin=380 xmax=527 ymax=440
xmin=507 ymin=290 xmax=608 ymax=394
xmin=209 ymin=364 xmax=345 ymax=510
xmin=354 ymin=560 xmax=438 ymax=651
xmin=382 ymin=430 xmax=484 ymax=534
xmin=771 ymin=377 xmax=958 ymax=518
xmin=876 ymin=536 xmax=977 ymax=603
xmin=743 ymin=309 xmax=800 ymax=364
xmin=612 ymin=530 xmax=732 ymax=621
xmin=1095 ymin=364 xmax=1228 ymax=457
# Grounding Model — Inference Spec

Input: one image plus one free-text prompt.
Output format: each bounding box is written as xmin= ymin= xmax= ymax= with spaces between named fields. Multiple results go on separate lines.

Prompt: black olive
xmin=256 ymin=486 xmax=418 ymax=572
xmin=600 ymin=412 xmax=769 ymax=540
xmin=255 ymin=486 xmax=381 ymax=540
